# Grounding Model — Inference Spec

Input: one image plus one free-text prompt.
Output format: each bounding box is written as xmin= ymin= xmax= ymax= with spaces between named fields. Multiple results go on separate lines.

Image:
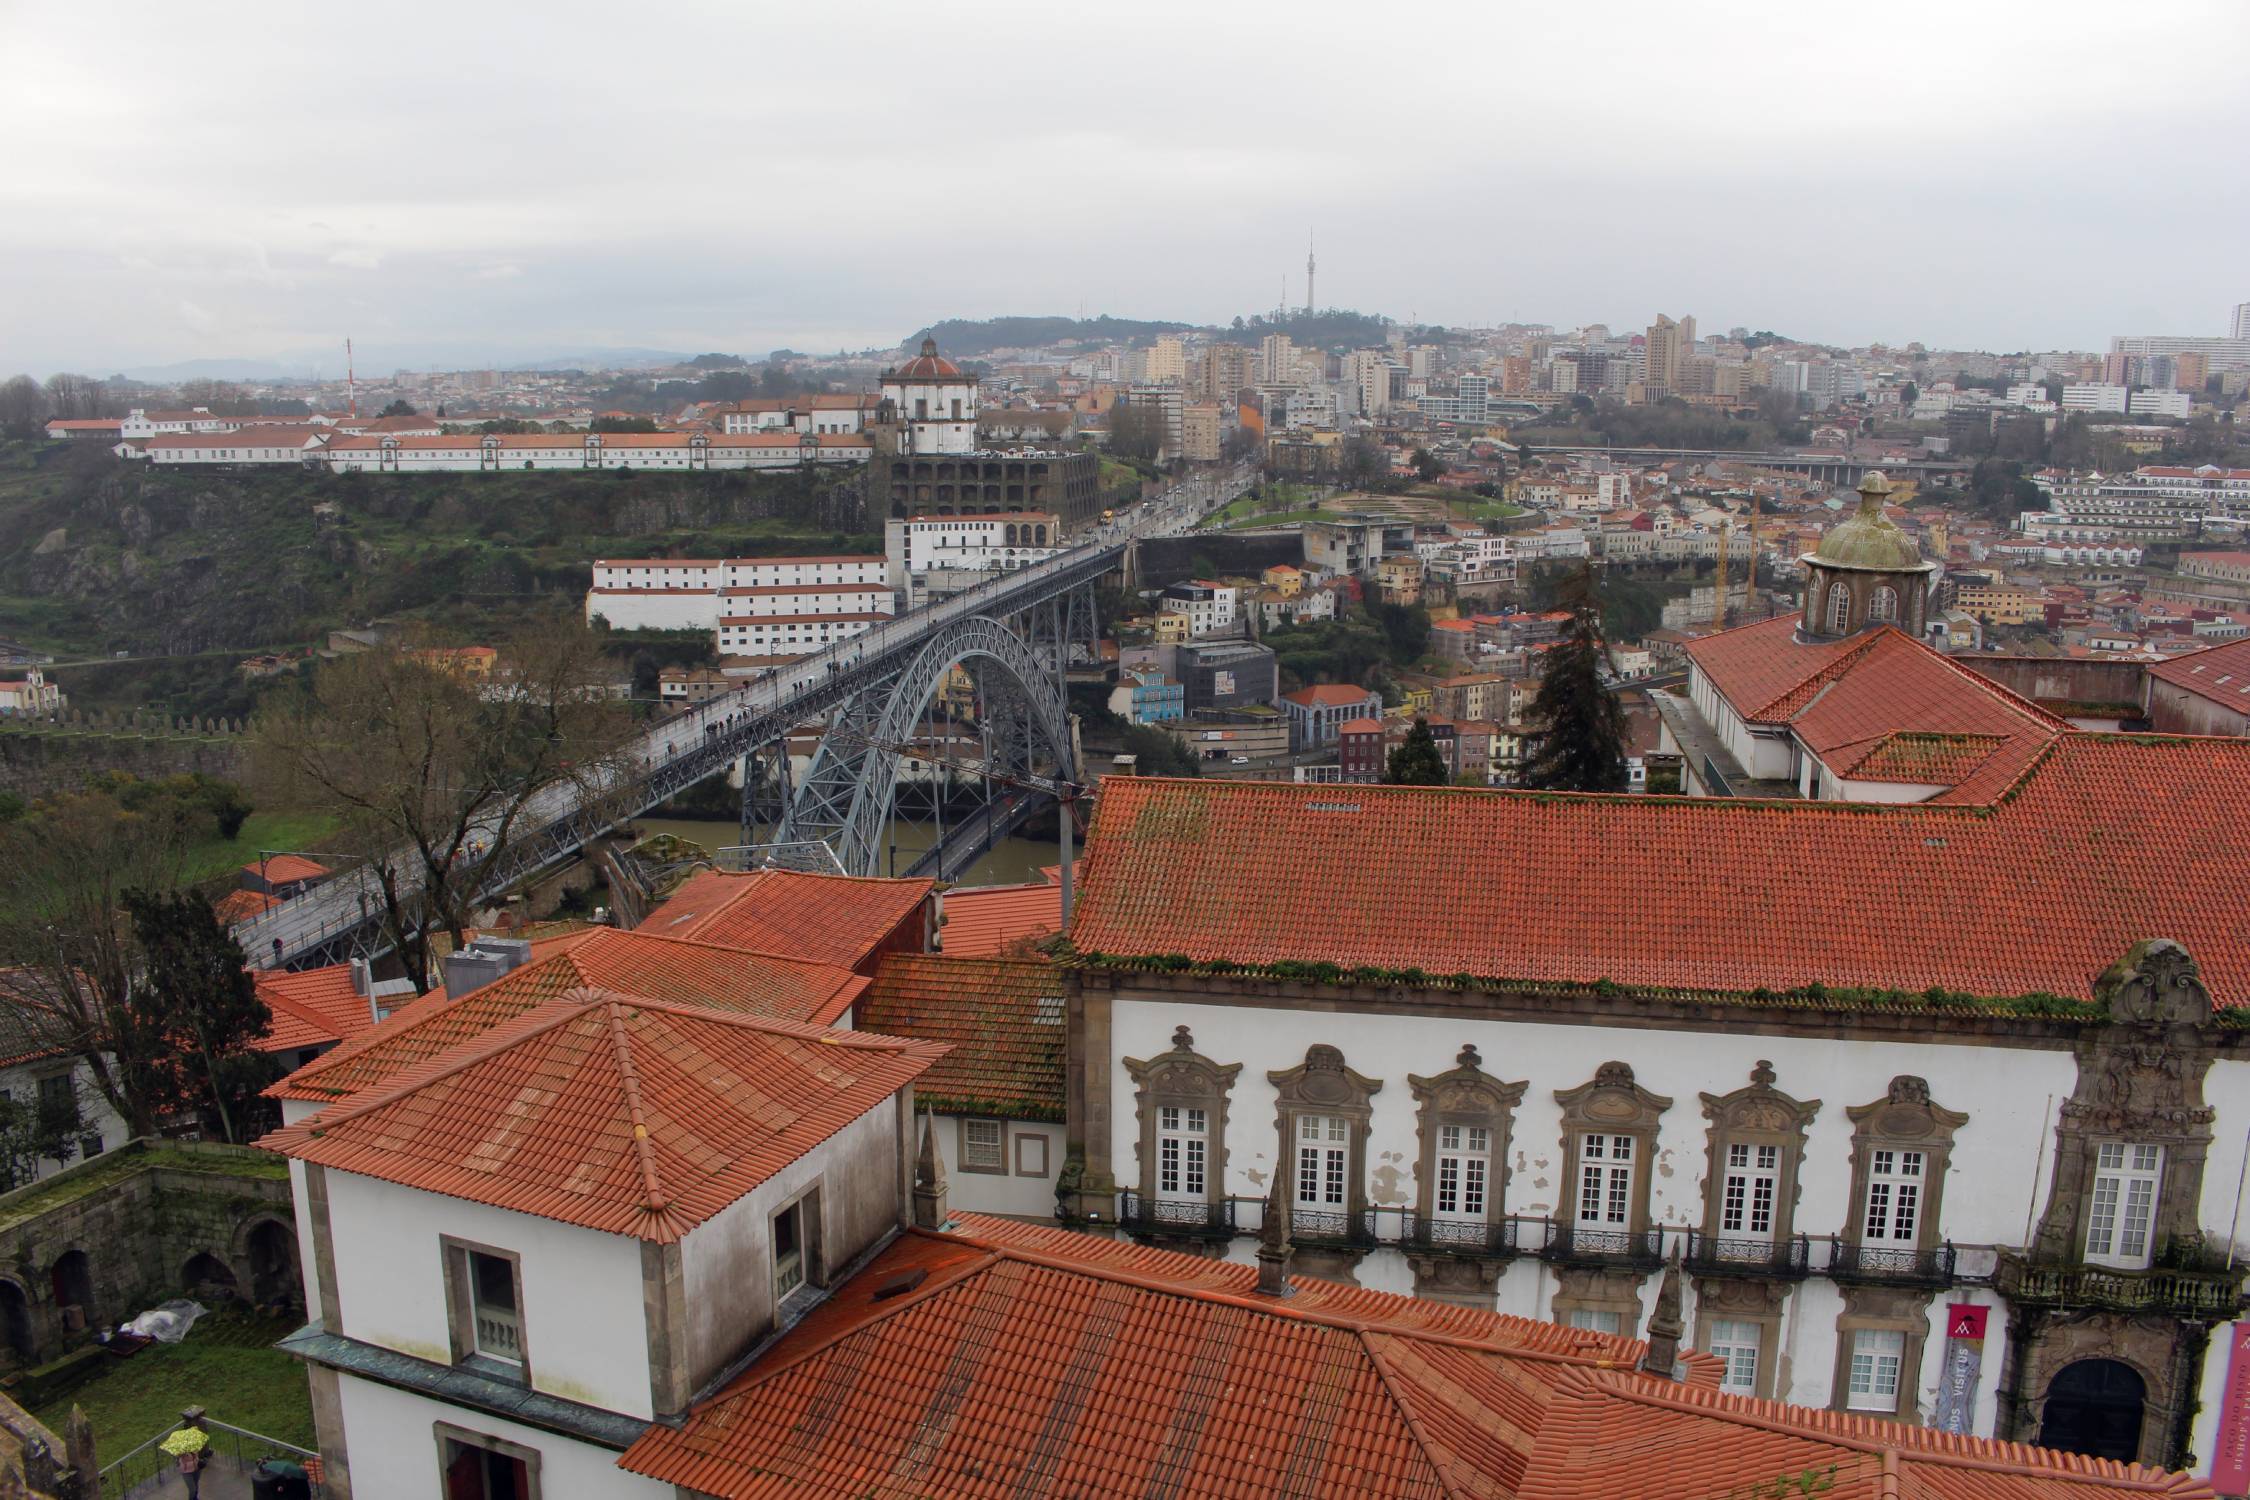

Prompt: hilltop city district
xmin=4 ymin=301 xmax=2250 ymax=1499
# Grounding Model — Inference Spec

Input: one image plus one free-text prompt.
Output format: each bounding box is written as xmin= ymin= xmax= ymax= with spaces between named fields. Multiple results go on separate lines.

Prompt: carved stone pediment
xmin=1408 ymin=1043 xmax=1528 ymax=1117
xmin=1269 ymin=1044 xmax=1383 ymax=1111
xmin=2097 ymin=939 xmax=2215 ymax=1034
xmin=1699 ymin=1059 xmax=1820 ymax=1139
xmin=1556 ymin=1061 xmax=1672 ymax=1132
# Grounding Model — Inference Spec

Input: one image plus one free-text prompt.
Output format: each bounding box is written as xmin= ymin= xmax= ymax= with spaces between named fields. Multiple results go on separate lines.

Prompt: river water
xmin=624 ymin=815 xmax=1057 ymax=887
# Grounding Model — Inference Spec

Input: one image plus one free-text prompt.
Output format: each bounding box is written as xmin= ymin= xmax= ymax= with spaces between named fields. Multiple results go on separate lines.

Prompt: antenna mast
xmin=1306 ymin=230 xmax=1316 ymax=314
xmin=346 ymin=337 xmax=358 ymax=418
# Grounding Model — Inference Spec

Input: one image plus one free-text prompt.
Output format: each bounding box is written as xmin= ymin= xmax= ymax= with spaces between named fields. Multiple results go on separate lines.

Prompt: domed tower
xmin=880 ymin=337 xmax=979 ymax=456
xmin=1798 ymin=472 xmax=1936 ymax=639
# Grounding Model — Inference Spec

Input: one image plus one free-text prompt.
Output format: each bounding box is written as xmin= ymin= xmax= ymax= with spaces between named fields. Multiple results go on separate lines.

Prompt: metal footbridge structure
xmin=238 ymin=467 xmax=1247 ymax=969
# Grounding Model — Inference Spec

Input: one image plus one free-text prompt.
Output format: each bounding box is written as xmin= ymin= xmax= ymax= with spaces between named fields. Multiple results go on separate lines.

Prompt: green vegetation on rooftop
xmin=31 ymin=1308 xmax=312 ymax=1469
xmin=0 ymin=1144 xmax=286 ymax=1237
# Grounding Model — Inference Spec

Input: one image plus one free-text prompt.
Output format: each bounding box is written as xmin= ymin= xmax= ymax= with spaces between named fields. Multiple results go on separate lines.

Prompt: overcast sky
xmin=4 ymin=1 xmax=2245 ymax=377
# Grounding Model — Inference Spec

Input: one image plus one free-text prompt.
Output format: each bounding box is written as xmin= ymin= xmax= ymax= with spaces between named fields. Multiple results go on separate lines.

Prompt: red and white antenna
xmin=345 ymin=337 xmax=357 ymax=418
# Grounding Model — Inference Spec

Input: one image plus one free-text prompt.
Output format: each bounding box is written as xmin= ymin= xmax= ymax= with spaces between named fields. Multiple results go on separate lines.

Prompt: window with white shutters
xmin=2085 ymin=1142 xmax=2163 ymax=1269
xmin=1578 ymin=1133 xmax=1634 ymax=1226
xmin=1846 ymin=1329 xmax=1904 ymax=1410
xmin=1863 ymin=1149 xmax=1924 ymax=1243
xmin=1435 ymin=1124 xmax=1489 ymax=1221
xmin=1297 ymin=1114 xmax=1349 ymax=1209
xmin=1720 ymin=1142 xmax=1780 ymax=1240
xmin=1157 ymin=1105 xmax=1207 ymax=1201
xmin=1710 ymin=1319 xmax=1761 ymax=1395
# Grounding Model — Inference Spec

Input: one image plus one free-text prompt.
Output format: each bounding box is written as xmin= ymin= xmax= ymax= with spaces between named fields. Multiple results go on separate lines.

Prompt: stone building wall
xmin=0 ymin=724 xmax=247 ymax=800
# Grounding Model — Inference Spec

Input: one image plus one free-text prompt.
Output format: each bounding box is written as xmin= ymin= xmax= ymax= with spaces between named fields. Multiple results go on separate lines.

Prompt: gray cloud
xmin=3 ymin=0 xmax=2246 ymax=376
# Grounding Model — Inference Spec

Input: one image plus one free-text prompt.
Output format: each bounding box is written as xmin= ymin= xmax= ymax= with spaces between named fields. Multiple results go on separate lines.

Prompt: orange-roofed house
xmin=634 ymin=867 xmax=934 ymax=975
xmin=1279 ymin=681 xmax=1382 ymax=749
xmin=241 ymin=854 xmax=331 ymax=900
xmin=251 ymin=961 xmax=393 ymax=1072
xmin=1061 ymin=750 xmax=2250 ymax=1477
xmin=260 ymin=980 xmax=943 ymax=1500
xmin=620 ymin=1215 xmax=2217 ymax=1500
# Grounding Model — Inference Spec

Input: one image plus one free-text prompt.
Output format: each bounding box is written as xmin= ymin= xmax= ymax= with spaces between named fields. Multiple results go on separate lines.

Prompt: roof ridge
xmin=1583 ymin=1370 xmax=2188 ymax=1489
xmin=1751 ymin=628 xmax=1890 ymax=719
xmin=1358 ymin=1329 xmax=1475 ymax=1500
xmin=599 ymin=996 xmax=671 ymax=1216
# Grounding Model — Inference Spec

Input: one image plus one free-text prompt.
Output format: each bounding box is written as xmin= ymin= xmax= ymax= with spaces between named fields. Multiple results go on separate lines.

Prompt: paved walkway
xmin=122 ymin=1454 xmax=284 ymax=1500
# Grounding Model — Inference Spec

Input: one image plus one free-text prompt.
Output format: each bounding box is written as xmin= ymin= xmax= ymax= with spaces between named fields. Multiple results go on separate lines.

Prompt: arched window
xmin=1123 ymin=1026 xmax=1240 ymax=1235
xmin=1827 ymin=582 xmax=1853 ymax=635
xmin=1868 ymin=586 xmax=1899 ymax=623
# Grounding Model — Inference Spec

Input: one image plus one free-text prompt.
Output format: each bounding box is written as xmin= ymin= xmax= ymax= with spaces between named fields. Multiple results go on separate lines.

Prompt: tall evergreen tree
xmin=1519 ymin=564 xmax=1628 ymax=793
xmin=1385 ymin=718 xmax=1450 ymax=785
xmin=122 ymin=890 xmax=273 ymax=1143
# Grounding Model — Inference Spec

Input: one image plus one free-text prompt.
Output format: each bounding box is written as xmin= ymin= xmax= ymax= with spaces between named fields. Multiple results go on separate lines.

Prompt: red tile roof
xmin=245 ymin=854 xmax=329 ymax=885
xmin=622 ymin=1216 xmax=2204 ymax=1500
xmin=853 ymin=956 xmax=1064 ymax=1120
xmin=1070 ymin=737 xmax=2250 ymax=1006
xmin=638 ymin=869 xmax=932 ymax=972
xmin=212 ymin=889 xmax=279 ymax=924
xmin=260 ymin=990 xmax=941 ymax=1240
xmin=1283 ymin=683 xmax=1382 ymax=708
xmin=937 ymin=882 xmax=1062 ymax=956
xmin=2146 ymin=637 xmax=2250 ymax=711
xmin=1688 ymin=619 xmax=2064 ymax=801
xmin=253 ymin=965 xmax=378 ymax=1055
xmin=267 ymin=928 xmax=867 ymax=1103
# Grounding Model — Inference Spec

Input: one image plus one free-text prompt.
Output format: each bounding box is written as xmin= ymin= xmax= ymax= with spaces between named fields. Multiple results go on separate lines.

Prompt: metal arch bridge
xmin=236 ymin=465 xmax=1249 ymax=969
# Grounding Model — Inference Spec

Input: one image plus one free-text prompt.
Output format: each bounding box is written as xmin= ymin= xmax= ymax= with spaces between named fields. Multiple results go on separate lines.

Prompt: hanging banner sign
xmin=1931 ymin=1303 xmax=1990 ymax=1436
xmin=2210 ymin=1321 xmax=2250 ymax=1495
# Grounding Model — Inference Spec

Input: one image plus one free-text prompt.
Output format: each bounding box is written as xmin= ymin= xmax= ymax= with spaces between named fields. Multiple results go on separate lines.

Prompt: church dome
xmin=1812 ymin=472 xmax=1924 ymax=572
xmin=892 ymin=337 xmax=963 ymax=380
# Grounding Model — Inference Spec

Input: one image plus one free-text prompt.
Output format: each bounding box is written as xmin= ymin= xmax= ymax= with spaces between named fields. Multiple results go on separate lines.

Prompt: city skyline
xmin=3 ymin=2 xmax=2247 ymax=373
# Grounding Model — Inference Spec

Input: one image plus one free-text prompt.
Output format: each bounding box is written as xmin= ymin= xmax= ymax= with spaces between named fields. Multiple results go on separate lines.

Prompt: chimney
xmin=1255 ymin=1172 xmax=1293 ymax=1297
xmin=911 ymin=1111 xmax=948 ymax=1230
xmin=1639 ymin=1246 xmax=1684 ymax=1380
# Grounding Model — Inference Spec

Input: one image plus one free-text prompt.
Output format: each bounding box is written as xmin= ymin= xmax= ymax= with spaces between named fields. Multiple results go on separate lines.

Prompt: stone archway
xmin=183 ymin=1252 xmax=239 ymax=1302
xmin=241 ymin=1217 xmax=301 ymax=1308
xmin=0 ymin=1280 xmax=32 ymax=1365
xmin=47 ymin=1250 xmax=91 ymax=1319
xmin=2038 ymin=1359 xmax=2147 ymax=1463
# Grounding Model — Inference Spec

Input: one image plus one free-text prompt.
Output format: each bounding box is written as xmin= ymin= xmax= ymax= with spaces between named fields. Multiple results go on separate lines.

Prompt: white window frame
xmin=1156 ymin=1104 xmax=1207 ymax=1202
xmin=773 ymin=1198 xmax=807 ymax=1303
xmin=1578 ymin=1133 xmax=1634 ymax=1228
xmin=1827 ymin=582 xmax=1852 ymax=634
xmin=1709 ymin=1318 xmax=1761 ymax=1395
xmin=2085 ymin=1141 xmax=2163 ymax=1270
xmin=1564 ymin=1307 xmax=1622 ymax=1335
xmin=1296 ymin=1113 xmax=1349 ymax=1210
xmin=1434 ymin=1123 xmax=1490 ymax=1222
xmin=959 ymin=1117 xmax=1006 ymax=1175
xmin=1862 ymin=1147 xmax=1924 ymax=1243
xmin=465 ymin=1249 xmax=522 ymax=1366
xmin=1845 ymin=1328 xmax=1905 ymax=1410
xmin=1720 ymin=1141 xmax=1781 ymax=1242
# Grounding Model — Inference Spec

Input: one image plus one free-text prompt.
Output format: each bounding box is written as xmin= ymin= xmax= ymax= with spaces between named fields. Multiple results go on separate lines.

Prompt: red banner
xmin=2211 ymin=1322 xmax=2250 ymax=1495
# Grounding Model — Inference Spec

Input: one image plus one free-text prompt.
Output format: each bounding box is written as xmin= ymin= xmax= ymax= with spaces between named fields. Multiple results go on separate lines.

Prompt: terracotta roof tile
xmin=212 ymin=889 xmax=279 ymax=924
xmin=624 ymin=1217 xmax=2199 ymax=1499
xmin=639 ymin=868 xmax=933 ymax=972
xmin=937 ymin=882 xmax=1062 ymax=956
xmin=854 ymin=956 xmax=1064 ymax=1120
xmin=259 ymin=991 xmax=941 ymax=1240
xmin=1070 ymin=737 xmax=2250 ymax=1006
xmin=253 ymin=964 xmax=378 ymax=1055
xmin=245 ymin=854 xmax=330 ymax=884
xmin=267 ymin=928 xmax=866 ymax=1102
xmin=2147 ymin=637 xmax=2250 ymax=710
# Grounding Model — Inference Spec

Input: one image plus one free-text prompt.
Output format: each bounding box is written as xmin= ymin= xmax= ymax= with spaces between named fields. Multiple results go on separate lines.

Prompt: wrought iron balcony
xmin=1116 ymin=1192 xmax=1236 ymax=1240
xmin=1828 ymin=1240 xmax=1958 ymax=1288
xmin=1685 ymin=1231 xmax=1811 ymax=1280
xmin=1290 ymin=1207 xmax=1378 ymax=1252
xmin=1993 ymin=1252 xmax=2247 ymax=1317
xmin=1399 ymin=1212 xmax=1525 ymax=1262
xmin=1536 ymin=1223 xmax=1667 ymax=1270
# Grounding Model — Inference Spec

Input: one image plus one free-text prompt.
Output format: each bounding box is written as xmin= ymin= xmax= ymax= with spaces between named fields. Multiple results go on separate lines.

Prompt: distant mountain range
xmin=116 ymin=346 xmax=697 ymax=382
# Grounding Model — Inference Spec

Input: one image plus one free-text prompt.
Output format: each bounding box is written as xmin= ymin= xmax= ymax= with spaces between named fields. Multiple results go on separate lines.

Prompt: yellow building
xmin=1953 ymin=582 xmax=2043 ymax=626
xmin=1377 ymin=554 xmax=1424 ymax=606
xmin=1153 ymin=612 xmax=1189 ymax=644
xmin=1262 ymin=563 xmax=1304 ymax=598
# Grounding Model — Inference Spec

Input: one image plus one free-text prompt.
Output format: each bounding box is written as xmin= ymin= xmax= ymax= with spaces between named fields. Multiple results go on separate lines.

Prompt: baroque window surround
xmin=1841 ymin=1075 xmax=1968 ymax=1269
xmin=1697 ymin=1059 xmax=1821 ymax=1259
xmin=1555 ymin=1062 xmax=1673 ymax=1246
xmin=1407 ymin=1043 xmax=1527 ymax=1246
xmin=1267 ymin=1044 xmax=1384 ymax=1231
xmin=1123 ymin=1026 xmax=1241 ymax=1222
xmin=1693 ymin=1276 xmax=1789 ymax=1400
xmin=1829 ymin=1284 xmax=1935 ymax=1421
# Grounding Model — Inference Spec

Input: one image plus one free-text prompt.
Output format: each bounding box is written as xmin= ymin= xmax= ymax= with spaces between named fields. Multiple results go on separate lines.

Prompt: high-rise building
xmin=1195 ymin=344 xmax=1251 ymax=404
xmin=1258 ymin=333 xmax=1297 ymax=386
xmin=1643 ymin=313 xmax=1696 ymax=395
xmin=1146 ymin=334 xmax=1187 ymax=385
xmin=2233 ymin=302 xmax=2250 ymax=340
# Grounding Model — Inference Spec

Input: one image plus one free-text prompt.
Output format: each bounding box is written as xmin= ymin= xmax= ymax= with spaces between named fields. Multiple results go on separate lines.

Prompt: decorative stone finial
xmin=1456 ymin=1043 xmax=1482 ymax=1071
xmin=911 ymin=1110 xmax=948 ymax=1230
xmin=1857 ymin=471 xmax=1893 ymax=513
xmin=1638 ymin=1248 xmax=1684 ymax=1380
xmin=1170 ymin=1024 xmax=1195 ymax=1053
xmin=1594 ymin=1060 xmax=1636 ymax=1089
xmin=1886 ymin=1075 xmax=1931 ymax=1106
xmin=1256 ymin=1173 xmax=1293 ymax=1297
xmin=1750 ymin=1059 xmax=1777 ymax=1088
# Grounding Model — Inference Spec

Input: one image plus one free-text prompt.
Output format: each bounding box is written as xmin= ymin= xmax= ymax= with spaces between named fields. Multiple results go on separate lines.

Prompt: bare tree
xmin=0 ymin=375 xmax=44 ymax=439
xmin=251 ymin=616 xmax=631 ymax=990
xmin=0 ymin=786 xmax=205 ymax=1139
xmin=42 ymin=373 xmax=110 ymax=421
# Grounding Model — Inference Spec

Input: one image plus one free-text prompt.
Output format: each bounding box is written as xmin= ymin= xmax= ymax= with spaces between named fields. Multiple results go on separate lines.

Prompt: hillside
xmin=0 ymin=443 xmax=876 ymax=659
